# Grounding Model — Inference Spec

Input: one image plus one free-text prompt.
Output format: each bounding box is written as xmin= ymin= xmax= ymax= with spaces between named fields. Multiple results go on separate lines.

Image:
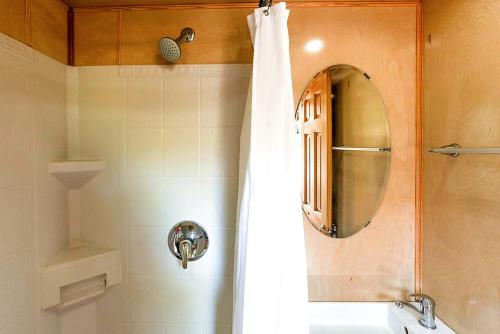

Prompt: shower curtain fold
xmin=233 ymin=3 xmax=309 ymax=334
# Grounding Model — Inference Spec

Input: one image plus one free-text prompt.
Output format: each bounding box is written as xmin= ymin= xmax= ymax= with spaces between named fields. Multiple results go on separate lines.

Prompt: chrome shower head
xmin=159 ymin=27 xmax=195 ymax=63
xmin=159 ymin=37 xmax=181 ymax=63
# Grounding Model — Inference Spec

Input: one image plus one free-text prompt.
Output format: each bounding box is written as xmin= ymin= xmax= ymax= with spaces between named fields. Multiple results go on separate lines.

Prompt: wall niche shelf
xmin=41 ymin=243 xmax=121 ymax=310
xmin=49 ymin=160 xmax=105 ymax=189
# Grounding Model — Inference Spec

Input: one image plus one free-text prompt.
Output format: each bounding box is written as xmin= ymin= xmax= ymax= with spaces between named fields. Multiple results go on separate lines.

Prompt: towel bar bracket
xmin=429 ymin=143 xmax=500 ymax=157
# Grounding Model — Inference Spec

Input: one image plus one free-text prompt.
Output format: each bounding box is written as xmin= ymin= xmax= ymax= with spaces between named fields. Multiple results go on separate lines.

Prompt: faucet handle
xmin=409 ymin=293 xmax=437 ymax=329
xmin=409 ymin=293 xmax=436 ymax=307
xmin=179 ymin=240 xmax=192 ymax=269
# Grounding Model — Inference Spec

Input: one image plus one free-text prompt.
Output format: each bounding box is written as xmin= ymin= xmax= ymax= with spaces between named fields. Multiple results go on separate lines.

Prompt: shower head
xmin=159 ymin=27 xmax=195 ymax=63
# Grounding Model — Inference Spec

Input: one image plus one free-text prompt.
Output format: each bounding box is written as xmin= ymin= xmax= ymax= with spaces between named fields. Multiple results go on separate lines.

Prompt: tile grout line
xmin=0 ymin=304 xmax=33 ymax=331
xmin=162 ymin=69 xmax=168 ymax=327
xmin=0 ymin=244 xmax=32 ymax=265
xmin=124 ymin=69 xmax=132 ymax=327
xmin=196 ymin=69 xmax=204 ymax=325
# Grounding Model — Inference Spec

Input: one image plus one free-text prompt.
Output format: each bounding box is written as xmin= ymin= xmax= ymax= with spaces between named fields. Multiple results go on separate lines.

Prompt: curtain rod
xmin=72 ymin=1 xmax=418 ymax=12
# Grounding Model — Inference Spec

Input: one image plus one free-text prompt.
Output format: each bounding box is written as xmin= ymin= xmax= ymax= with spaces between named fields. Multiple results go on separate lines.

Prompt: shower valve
xmin=168 ymin=221 xmax=208 ymax=269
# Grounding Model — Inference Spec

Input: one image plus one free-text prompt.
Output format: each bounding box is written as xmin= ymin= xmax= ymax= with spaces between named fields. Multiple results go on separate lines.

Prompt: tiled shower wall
xmin=75 ymin=65 xmax=250 ymax=333
xmin=0 ymin=33 xmax=68 ymax=334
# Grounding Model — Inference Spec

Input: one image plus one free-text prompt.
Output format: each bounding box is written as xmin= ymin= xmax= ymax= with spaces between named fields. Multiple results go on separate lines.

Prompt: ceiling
xmin=64 ymin=0 xmax=403 ymax=8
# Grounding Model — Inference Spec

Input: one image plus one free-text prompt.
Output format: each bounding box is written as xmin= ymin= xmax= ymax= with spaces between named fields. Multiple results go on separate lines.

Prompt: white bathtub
xmin=309 ymin=302 xmax=455 ymax=334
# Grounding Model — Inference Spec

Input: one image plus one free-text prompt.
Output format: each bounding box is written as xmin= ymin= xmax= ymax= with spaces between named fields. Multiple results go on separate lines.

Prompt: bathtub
xmin=309 ymin=302 xmax=455 ymax=334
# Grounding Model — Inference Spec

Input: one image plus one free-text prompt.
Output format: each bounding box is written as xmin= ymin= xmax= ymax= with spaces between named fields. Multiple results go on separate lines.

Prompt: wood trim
xmin=72 ymin=1 xmax=418 ymax=12
xmin=117 ymin=9 xmax=121 ymax=64
xmin=58 ymin=0 xmax=70 ymax=10
xmin=414 ymin=0 xmax=423 ymax=294
xmin=26 ymin=0 xmax=32 ymax=46
xmin=68 ymin=7 xmax=75 ymax=65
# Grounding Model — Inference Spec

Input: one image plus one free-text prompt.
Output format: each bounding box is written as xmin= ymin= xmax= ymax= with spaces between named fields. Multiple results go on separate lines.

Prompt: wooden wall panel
xmin=73 ymin=7 xmax=253 ymax=65
xmin=423 ymin=0 xmax=500 ymax=333
xmin=0 ymin=0 xmax=28 ymax=44
xmin=72 ymin=3 xmax=418 ymax=66
xmin=31 ymin=0 xmax=69 ymax=63
xmin=291 ymin=6 xmax=416 ymax=301
xmin=120 ymin=8 xmax=252 ymax=64
xmin=0 ymin=0 xmax=68 ymax=63
xmin=74 ymin=10 xmax=120 ymax=65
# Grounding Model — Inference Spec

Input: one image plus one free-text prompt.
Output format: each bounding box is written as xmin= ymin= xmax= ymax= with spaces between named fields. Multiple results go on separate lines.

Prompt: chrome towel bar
xmin=332 ymin=146 xmax=391 ymax=152
xmin=429 ymin=143 xmax=500 ymax=157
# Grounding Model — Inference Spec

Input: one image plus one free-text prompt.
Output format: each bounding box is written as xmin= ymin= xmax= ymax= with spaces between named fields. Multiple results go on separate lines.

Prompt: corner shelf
xmin=49 ymin=160 xmax=105 ymax=189
xmin=41 ymin=243 xmax=121 ymax=310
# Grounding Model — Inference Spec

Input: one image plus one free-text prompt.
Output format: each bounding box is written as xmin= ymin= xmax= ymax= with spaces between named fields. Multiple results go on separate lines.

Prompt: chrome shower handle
xmin=168 ymin=221 xmax=209 ymax=269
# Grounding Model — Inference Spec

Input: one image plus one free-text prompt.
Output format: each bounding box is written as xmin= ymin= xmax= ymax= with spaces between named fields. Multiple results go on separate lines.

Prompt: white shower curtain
xmin=233 ymin=3 xmax=309 ymax=334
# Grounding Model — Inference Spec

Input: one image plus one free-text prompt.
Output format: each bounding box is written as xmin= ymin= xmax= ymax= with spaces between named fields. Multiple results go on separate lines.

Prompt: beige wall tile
xmin=31 ymin=51 xmax=67 ymax=165
xmin=202 ymin=324 xmax=231 ymax=334
xmin=78 ymin=67 xmax=125 ymax=117
xmin=130 ymin=324 xmax=165 ymax=334
xmin=164 ymin=76 xmax=200 ymax=127
xmin=167 ymin=324 xmax=202 ymax=334
xmin=130 ymin=275 xmax=165 ymax=323
xmin=127 ymin=78 xmax=163 ymax=128
xmin=0 ymin=49 xmax=32 ymax=187
xmin=0 ymin=123 xmax=32 ymax=188
xmin=0 ymin=186 xmax=32 ymax=259
xmin=80 ymin=177 xmax=124 ymax=252
xmin=78 ymin=67 xmax=125 ymax=172
xmin=127 ymin=177 xmax=164 ymax=226
xmin=165 ymin=275 xmax=201 ymax=323
xmin=60 ymin=302 xmax=97 ymax=334
xmin=126 ymin=128 xmax=163 ymax=177
xmin=0 ymin=248 xmax=33 ymax=329
xmin=95 ymin=277 xmax=130 ymax=334
xmin=201 ymin=228 xmax=234 ymax=277
xmin=164 ymin=127 xmax=200 ymax=177
xmin=200 ymin=76 xmax=249 ymax=127
xmin=164 ymin=177 xmax=201 ymax=227
xmin=128 ymin=227 xmax=166 ymax=275
xmin=200 ymin=177 xmax=237 ymax=229
xmin=0 ymin=307 xmax=34 ymax=334
xmin=200 ymin=276 xmax=233 ymax=324
xmin=200 ymin=128 xmax=240 ymax=177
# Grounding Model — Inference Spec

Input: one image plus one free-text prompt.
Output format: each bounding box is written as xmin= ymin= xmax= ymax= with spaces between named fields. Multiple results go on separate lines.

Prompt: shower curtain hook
xmin=259 ymin=0 xmax=273 ymax=16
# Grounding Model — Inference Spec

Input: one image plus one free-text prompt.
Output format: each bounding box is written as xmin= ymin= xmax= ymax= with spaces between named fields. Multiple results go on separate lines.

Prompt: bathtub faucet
xmin=395 ymin=293 xmax=436 ymax=330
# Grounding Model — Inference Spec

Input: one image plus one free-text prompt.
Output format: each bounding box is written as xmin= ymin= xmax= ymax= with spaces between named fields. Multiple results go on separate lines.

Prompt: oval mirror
xmin=296 ymin=64 xmax=391 ymax=238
